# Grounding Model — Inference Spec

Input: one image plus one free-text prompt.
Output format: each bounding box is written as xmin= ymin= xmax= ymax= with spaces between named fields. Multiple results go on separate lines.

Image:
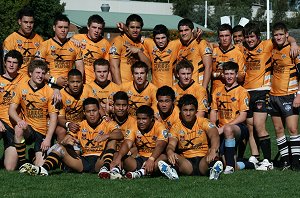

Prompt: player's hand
xmin=290 ymin=43 xmax=299 ymax=58
xmin=217 ymin=126 xmax=224 ymax=135
xmin=143 ymin=158 xmax=155 ymax=174
xmin=206 ymin=150 xmax=218 ymax=164
xmin=56 ymin=76 xmax=68 ymax=87
xmin=17 ymin=120 xmax=28 ymax=130
xmin=116 ymin=22 xmax=126 ymax=32
xmin=293 ymin=94 xmax=300 ymax=108
xmin=167 ymin=150 xmax=178 ymax=166
xmin=68 ymin=122 xmax=80 ymax=133
xmin=70 ymin=38 xmax=81 ymax=48
xmin=60 ymin=135 xmax=78 ymax=146
xmin=94 ymin=133 xmax=109 ymax=142
xmin=0 ymin=121 xmax=6 ymax=132
xmin=52 ymin=88 xmax=62 ymax=106
xmin=195 ymin=27 xmax=203 ymax=43
xmin=40 ymin=138 xmax=51 ymax=152
xmin=154 ymin=113 xmax=162 ymax=122
xmin=124 ymin=44 xmax=142 ymax=56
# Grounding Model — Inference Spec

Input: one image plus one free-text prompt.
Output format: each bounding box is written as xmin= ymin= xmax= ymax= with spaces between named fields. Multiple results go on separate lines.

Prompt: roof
xmin=64 ymin=10 xmax=212 ymax=32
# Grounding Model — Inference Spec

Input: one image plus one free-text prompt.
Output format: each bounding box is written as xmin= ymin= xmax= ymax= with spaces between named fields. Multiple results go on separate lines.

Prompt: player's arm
xmin=110 ymin=139 xmax=133 ymax=169
xmin=287 ymin=36 xmax=299 ymax=58
xmin=58 ymin=115 xmax=79 ymax=133
xmin=202 ymin=55 xmax=212 ymax=89
xmin=75 ymin=59 xmax=84 ymax=77
xmin=137 ymin=49 xmax=151 ymax=69
xmin=205 ymin=127 xmax=220 ymax=163
xmin=166 ymin=137 xmax=178 ymax=166
xmin=41 ymin=112 xmax=58 ymax=152
xmin=209 ymin=109 xmax=218 ymax=125
xmin=110 ymin=58 xmax=122 ymax=85
xmin=9 ymin=103 xmax=27 ymax=129
xmin=94 ymin=128 xmax=123 ymax=142
xmin=196 ymin=111 xmax=205 ymax=118
xmin=227 ymin=111 xmax=247 ymax=125
xmin=144 ymin=139 xmax=167 ymax=174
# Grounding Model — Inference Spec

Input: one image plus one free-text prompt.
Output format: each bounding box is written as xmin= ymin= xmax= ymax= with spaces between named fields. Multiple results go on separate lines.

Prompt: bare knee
xmin=223 ymin=125 xmax=234 ymax=139
xmin=55 ymin=126 xmax=67 ymax=143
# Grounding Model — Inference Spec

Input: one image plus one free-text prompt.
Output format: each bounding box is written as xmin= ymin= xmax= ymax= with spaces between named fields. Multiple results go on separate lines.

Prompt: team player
xmin=3 ymin=7 xmax=43 ymax=75
xmin=109 ymin=14 xmax=150 ymax=84
xmin=72 ymin=15 xmax=110 ymax=84
xmin=176 ymin=18 xmax=212 ymax=89
xmin=159 ymin=94 xmax=223 ymax=180
xmin=211 ymin=24 xmax=245 ymax=92
xmin=35 ymin=14 xmax=84 ymax=88
xmin=9 ymin=60 xmax=57 ymax=167
xmin=56 ymin=69 xmax=95 ymax=142
xmin=90 ymin=58 xmax=119 ymax=115
xmin=210 ymin=62 xmax=250 ymax=174
xmin=232 ymin=25 xmax=245 ymax=45
xmin=269 ymin=22 xmax=300 ymax=170
xmin=19 ymin=97 xmax=123 ymax=176
xmin=120 ymin=61 xmax=157 ymax=115
xmin=110 ymin=105 xmax=168 ymax=179
xmin=173 ymin=59 xmax=208 ymax=117
xmin=0 ymin=50 xmax=29 ymax=170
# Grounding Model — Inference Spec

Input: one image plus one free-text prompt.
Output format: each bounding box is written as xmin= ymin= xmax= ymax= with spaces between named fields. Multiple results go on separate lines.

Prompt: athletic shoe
xmin=248 ymin=156 xmax=259 ymax=169
xmin=28 ymin=165 xmax=48 ymax=176
xmin=110 ymin=167 xmax=123 ymax=179
xmin=223 ymin=166 xmax=234 ymax=174
xmin=209 ymin=160 xmax=223 ymax=180
xmin=125 ymin=170 xmax=143 ymax=179
xmin=19 ymin=163 xmax=32 ymax=174
xmin=256 ymin=159 xmax=274 ymax=171
xmin=281 ymin=161 xmax=291 ymax=171
xmin=98 ymin=166 xmax=110 ymax=179
xmin=158 ymin=160 xmax=179 ymax=180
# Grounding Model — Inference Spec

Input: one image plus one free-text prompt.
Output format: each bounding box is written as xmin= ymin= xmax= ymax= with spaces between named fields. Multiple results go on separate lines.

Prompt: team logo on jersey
xmin=144 ymin=96 xmax=149 ymax=101
xmin=231 ymin=97 xmax=237 ymax=102
xmin=66 ymin=100 xmax=72 ymax=105
xmin=109 ymin=45 xmax=117 ymax=55
xmin=179 ymin=130 xmax=185 ymax=135
xmin=153 ymin=46 xmax=158 ymax=52
xmin=98 ymin=130 xmax=104 ymax=135
xmin=17 ymin=40 xmax=22 ymax=49
xmin=203 ymin=99 xmax=208 ymax=108
xmin=208 ymin=122 xmax=215 ymax=128
xmin=0 ymin=82 xmax=5 ymax=87
xmin=127 ymin=91 xmax=133 ymax=97
xmin=35 ymin=50 xmax=41 ymax=57
xmin=125 ymin=129 xmax=131 ymax=138
xmin=244 ymin=98 xmax=249 ymax=106
xmin=205 ymin=47 xmax=212 ymax=54
xmin=92 ymin=89 xmax=97 ymax=95
xmin=216 ymin=92 xmax=221 ymax=96
xmin=281 ymin=54 xmax=287 ymax=59
xmin=82 ymin=128 xmax=87 ymax=133
xmin=101 ymin=48 xmax=106 ymax=53
xmin=167 ymin=49 xmax=172 ymax=54
xmin=69 ymin=48 xmax=74 ymax=52
xmin=40 ymin=97 xmax=46 ymax=102
xmin=162 ymin=129 xmax=168 ymax=139
xmin=229 ymin=58 xmax=235 ymax=62
xmin=22 ymin=89 xmax=28 ymax=95
xmin=257 ymin=48 xmax=262 ymax=53
xmin=152 ymin=136 xmax=157 ymax=141
xmin=50 ymin=46 xmax=56 ymax=50
xmin=34 ymin=42 xmax=40 ymax=47
xmin=190 ymin=48 xmax=195 ymax=52
xmin=197 ymin=129 xmax=203 ymax=135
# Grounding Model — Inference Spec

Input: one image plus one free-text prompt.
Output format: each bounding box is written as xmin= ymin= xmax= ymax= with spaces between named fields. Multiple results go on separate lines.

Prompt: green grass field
xmin=1 ymin=117 xmax=300 ymax=198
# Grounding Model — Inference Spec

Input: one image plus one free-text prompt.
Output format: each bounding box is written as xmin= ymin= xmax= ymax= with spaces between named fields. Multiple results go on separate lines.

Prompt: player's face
xmin=114 ymin=99 xmax=129 ymax=117
xmin=137 ymin=113 xmax=153 ymax=131
xmin=179 ymin=25 xmax=193 ymax=44
xmin=233 ymin=31 xmax=244 ymax=44
xmin=53 ymin=21 xmax=69 ymax=41
xmin=5 ymin=57 xmax=19 ymax=75
xmin=224 ymin=69 xmax=237 ymax=86
xmin=30 ymin=68 xmax=46 ymax=86
xmin=273 ymin=29 xmax=288 ymax=46
xmin=133 ymin=67 xmax=147 ymax=86
xmin=18 ymin=16 xmax=34 ymax=35
xmin=154 ymin=34 xmax=168 ymax=48
xmin=180 ymin=104 xmax=197 ymax=123
xmin=177 ymin=68 xmax=192 ymax=87
xmin=95 ymin=65 xmax=109 ymax=83
xmin=88 ymin=22 xmax=103 ymax=41
xmin=157 ymin=95 xmax=173 ymax=114
xmin=219 ymin=30 xmax=232 ymax=48
xmin=127 ymin=21 xmax=142 ymax=40
xmin=84 ymin=104 xmax=101 ymax=125
xmin=245 ymin=32 xmax=259 ymax=48
xmin=68 ymin=75 xmax=83 ymax=95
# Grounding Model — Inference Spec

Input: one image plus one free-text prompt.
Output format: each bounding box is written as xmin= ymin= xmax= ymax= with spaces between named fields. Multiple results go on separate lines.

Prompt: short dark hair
xmin=17 ymin=6 xmax=34 ymax=20
xmin=218 ymin=24 xmax=233 ymax=35
xmin=175 ymin=59 xmax=194 ymax=74
xmin=156 ymin=86 xmax=175 ymax=101
xmin=126 ymin=14 xmax=143 ymax=28
xmin=131 ymin=61 xmax=148 ymax=74
xmin=68 ymin=68 xmax=82 ymax=78
xmin=153 ymin=24 xmax=169 ymax=39
xmin=87 ymin=14 xmax=105 ymax=27
xmin=4 ymin=50 xmax=23 ymax=68
xmin=222 ymin=61 xmax=239 ymax=73
xmin=83 ymin=97 xmax=99 ymax=109
xmin=178 ymin=94 xmax=198 ymax=111
xmin=178 ymin=18 xmax=194 ymax=30
xmin=136 ymin=105 xmax=154 ymax=118
xmin=113 ymin=91 xmax=129 ymax=103
xmin=93 ymin=58 xmax=110 ymax=70
xmin=272 ymin=22 xmax=288 ymax=34
xmin=243 ymin=22 xmax=260 ymax=37
xmin=28 ymin=60 xmax=48 ymax=75
xmin=233 ymin=25 xmax=244 ymax=34
xmin=53 ymin=14 xmax=70 ymax=26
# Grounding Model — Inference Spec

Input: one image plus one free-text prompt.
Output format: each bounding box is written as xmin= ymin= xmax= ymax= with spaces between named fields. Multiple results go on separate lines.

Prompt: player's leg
xmin=55 ymin=125 xmax=67 ymax=143
xmin=247 ymin=113 xmax=260 ymax=159
xmin=173 ymin=154 xmax=194 ymax=175
xmin=3 ymin=123 xmax=18 ymax=171
xmin=14 ymin=125 xmax=31 ymax=166
xmin=199 ymin=156 xmax=223 ymax=180
xmin=98 ymin=140 xmax=117 ymax=179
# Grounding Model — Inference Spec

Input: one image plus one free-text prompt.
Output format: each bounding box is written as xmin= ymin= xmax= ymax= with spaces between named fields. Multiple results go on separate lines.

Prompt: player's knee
xmin=14 ymin=126 xmax=24 ymax=138
xmin=274 ymin=125 xmax=284 ymax=134
xmin=223 ymin=125 xmax=234 ymax=138
xmin=288 ymin=127 xmax=298 ymax=136
xmin=55 ymin=126 xmax=67 ymax=142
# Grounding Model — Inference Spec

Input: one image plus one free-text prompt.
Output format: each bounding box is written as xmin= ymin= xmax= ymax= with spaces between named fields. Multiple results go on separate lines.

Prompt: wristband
xmin=102 ymin=115 xmax=108 ymax=120
xmin=65 ymin=122 xmax=70 ymax=128
xmin=50 ymin=77 xmax=56 ymax=84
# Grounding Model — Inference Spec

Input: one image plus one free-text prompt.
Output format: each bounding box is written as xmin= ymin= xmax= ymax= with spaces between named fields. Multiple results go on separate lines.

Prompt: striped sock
xmin=290 ymin=135 xmax=300 ymax=164
xmin=102 ymin=149 xmax=115 ymax=169
xmin=276 ymin=135 xmax=290 ymax=164
xmin=42 ymin=152 xmax=61 ymax=171
xmin=15 ymin=143 xmax=27 ymax=166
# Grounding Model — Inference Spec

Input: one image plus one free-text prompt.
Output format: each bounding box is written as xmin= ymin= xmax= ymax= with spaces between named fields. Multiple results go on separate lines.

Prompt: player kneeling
xmin=19 ymin=97 xmax=123 ymax=176
xmin=159 ymin=94 xmax=223 ymax=180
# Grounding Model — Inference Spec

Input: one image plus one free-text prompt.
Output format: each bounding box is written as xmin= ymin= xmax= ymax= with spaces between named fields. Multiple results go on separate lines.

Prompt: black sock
xmin=259 ymin=136 xmax=271 ymax=161
xmin=102 ymin=149 xmax=115 ymax=169
xmin=42 ymin=152 xmax=61 ymax=171
xmin=290 ymin=135 xmax=300 ymax=165
xmin=15 ymin=143 xmax=27 ymax=166
xmin=225 ymin=139 xmax=236 ymax=167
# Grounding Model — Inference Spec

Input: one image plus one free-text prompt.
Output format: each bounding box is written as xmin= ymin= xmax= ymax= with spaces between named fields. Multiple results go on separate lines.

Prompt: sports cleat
xmin=256 ymin=159 xmax=274 ymax=171
xmin=223 ymin=166 xmax=234 ymax=174
xmin=125 ymin=170 xmax=143 ymax=179
xmin=248 ymin=156 xmax=259 ymax=169
xmin=19 ymin=163 xmax=48 ymax=176
xmin=281 ymin=162 xmax=291 ymax=171
xmin=19 ymin=163 xmax=32 ymax=174
xmin=209 ymin=160 xmax=223 ymax=180
xmin=110 ymin=167 xmax=123 ymax=179
xmin=158 ymin=160 xmax=179 ymax=180
xmin=98 ymin=166 xmax=110 ymax=179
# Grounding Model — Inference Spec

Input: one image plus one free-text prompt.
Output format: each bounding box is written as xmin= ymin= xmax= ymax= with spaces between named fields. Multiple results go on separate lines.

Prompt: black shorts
xmin=186 ymin=156 xmax=204 ymax=176
xmin=269 ymin=94 xmax=299 ymax=117
xmin=135 ymin=156 xmax=148 ymax=170
xmin=0 ymin=119 xmax=15 ymax=149
xmin=247 ymin=90 xmax=270 ymax=118
xmin=80 ymin=155 xmax=99 ymax=173
xmin=24 ymin=126 xmax=46 ymax=153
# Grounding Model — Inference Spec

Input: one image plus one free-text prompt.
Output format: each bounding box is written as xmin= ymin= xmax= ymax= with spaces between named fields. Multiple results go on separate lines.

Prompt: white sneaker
xmin=19 ymin=163 xmax=48 ymax=176
xmin=224 ymin=166 xmax=234 ymax=174
xmin=98 ymin=166 xmax=110 ymax=179
xmin=256 ymin=159 xmax=274 ymax=171
xmin=158 ymin=160 xmax=179 ymax=180
xmin=209 ymin=160 xmax=223 ymax=180
xmin=110 ymin=167 xmax=123 ymax=179
xmin=248 ymin=156 xmax=259 ymax=169
xmin=19 ymin=163 xmax=32 ymax=174
xmin=125 ymin=169 xmax=144 ymax=179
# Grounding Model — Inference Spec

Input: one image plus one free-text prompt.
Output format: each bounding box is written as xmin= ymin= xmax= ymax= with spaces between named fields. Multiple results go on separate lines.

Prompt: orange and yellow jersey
xmin=173 ymin=81 xmax=208 ymax=112
xmin=176 ymin=39 xmax=212 ymax=85
xmin=109 ymin=34 xmax=148 ymax=83
xmin=90 ymin=80 xmax=120 ymax=112
xmin=211 ymin=85 xmax=249 ymax=127
xmin=114 ymin=115 xmax=137 ymax=150
xmin=212 ymin=46 xmax=245 ymax=91
xmin=72 ymin=34 xmax=110 ymax=84
xmin=169 ymin=117 xmax=216 ymax=158
xmin=0 ymin=73 xmax=29 ymax=128
xmin=143 ymin=38 xmax=181 ymax=87
xmin=243 ymin=39 xmax=273 ymax=91
xmin=11 ymin=82 xmax=56 ymax=135
xmin=235 ymin=43 xmax=245 ymax=53
xmin=59 ymin=85 xmax=95 ymax=123
xmin=120 ymin=81 xmax=157 ymax=115
xmin=125 ymin=121 xmax=168 ymax=158
xmin=3 ymin=32 xmax=43 ymax=75
xmin=270 ymin=44 xmax=300 ymax=96
xmin=70 ymin=119 xmax=119 ymax=156
xmin=35 ymin=38 xmax=82 ymax=79
xmin=157 ymin=106 xmax=180 ymax=130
